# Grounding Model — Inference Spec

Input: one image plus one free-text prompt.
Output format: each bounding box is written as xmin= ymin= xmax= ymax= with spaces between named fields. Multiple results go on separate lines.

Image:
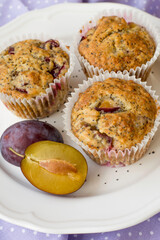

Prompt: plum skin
xmin=0 ymin=120 xmax=63 ymax=167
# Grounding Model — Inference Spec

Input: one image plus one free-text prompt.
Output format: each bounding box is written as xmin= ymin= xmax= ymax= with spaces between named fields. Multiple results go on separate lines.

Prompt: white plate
xmin=0 ymin=3 xmax=160 ymax=234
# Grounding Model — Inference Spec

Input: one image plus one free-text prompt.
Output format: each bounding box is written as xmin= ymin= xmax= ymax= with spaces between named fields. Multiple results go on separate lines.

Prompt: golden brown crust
xmin=71 ymin=78 xmax=157 ymax=151
xmin=0 ymin=39 xmax=69 ymax=99
xmin=78 ymin=16 xmax=155 ymax=72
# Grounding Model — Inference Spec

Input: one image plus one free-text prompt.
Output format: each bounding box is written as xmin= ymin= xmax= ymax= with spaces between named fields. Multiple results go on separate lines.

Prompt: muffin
xmin=75 ymin=9 xmax=160 ymax=81
xmin=64 ymin=73 xmax=160 ymax=166
xmin=0 ymin=38 xmax=73 ymax=119
xmin=79 ymin=16 xmax=155 ymax=72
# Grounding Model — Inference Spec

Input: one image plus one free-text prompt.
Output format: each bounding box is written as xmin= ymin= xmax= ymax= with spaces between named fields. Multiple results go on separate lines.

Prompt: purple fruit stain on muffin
xmin=15 ymin=87 xmax=28 ymax=94
xmin=45 ymin=39 xmax=60 ymax=49
xmin=8 ymin=47 xmax=14 ymax=55
xmin=49 ymin=63 xmax=65 ymax=79
xmin=95 ymin=107 xmax=120 ymax=113
xmin=97 ymin=132 xmax=112 ymax=144
xmin=44 ymin=57 xmax=50 ymax=63
xmin=98 ymin=132 xmax=113 ymax=150
xmin=80 ymin=36 xmax=86 ymax=42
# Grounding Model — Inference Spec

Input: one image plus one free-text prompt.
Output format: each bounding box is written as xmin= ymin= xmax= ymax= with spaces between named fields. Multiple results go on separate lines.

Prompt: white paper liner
xmin=74 ymin=8 xmax=160 ymax=82
xmin=63 ymin=72 xmax=160 ymax=166
xmin=0 ymin=33 xmax=75 ymax=119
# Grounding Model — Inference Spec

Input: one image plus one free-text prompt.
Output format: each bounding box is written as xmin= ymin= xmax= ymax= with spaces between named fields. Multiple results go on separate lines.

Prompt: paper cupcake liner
xmin=0 ymin=33 xmax=75 ymax=119
xmin=74 ymin=8 xmax=160 ymax=82
xmin=63 ymin=72 xmax=160 ymax=166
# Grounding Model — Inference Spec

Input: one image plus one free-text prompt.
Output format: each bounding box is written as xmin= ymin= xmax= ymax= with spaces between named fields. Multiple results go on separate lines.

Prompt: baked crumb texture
xmin=71 ymin=78 xmax=157 ymax=165
xmin=78 ymin=16 xmax=155 ymax=79
xmin=0 ymin=39 xmax=70 ymax=118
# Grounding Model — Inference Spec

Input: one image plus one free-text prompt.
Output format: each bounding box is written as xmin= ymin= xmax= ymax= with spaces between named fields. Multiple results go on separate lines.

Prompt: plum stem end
xmin=9 ymin=147 xmax=24 ymax=158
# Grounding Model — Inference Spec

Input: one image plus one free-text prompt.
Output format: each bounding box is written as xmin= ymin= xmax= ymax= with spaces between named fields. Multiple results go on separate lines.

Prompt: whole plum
xmin=0 ymin=120 xmax=63 ymax=167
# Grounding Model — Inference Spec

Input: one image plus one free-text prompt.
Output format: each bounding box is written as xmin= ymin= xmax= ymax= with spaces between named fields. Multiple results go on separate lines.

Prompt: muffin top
xmin=71 ymin=78 xmax=157 ymax=151
xmin=78 ymin=16 xmax=155 ymax=72
xmin=0 ymin=39 xmax=69 ymax=99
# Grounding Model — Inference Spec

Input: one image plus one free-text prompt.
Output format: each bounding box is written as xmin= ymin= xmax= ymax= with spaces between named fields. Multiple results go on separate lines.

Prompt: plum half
xmin=21 ymin=141 xmax=88 ymax=195
xmin=0 ymin=120 xmax=63 ymax=167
